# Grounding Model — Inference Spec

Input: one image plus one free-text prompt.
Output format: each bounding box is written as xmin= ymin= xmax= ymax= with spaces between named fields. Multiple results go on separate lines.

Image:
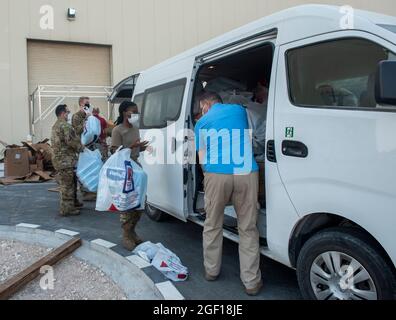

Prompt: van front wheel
xmin=145 ymin=203 xmax=168 ymax=222
xmin=297 ymin=227 xmax=395 ymax=300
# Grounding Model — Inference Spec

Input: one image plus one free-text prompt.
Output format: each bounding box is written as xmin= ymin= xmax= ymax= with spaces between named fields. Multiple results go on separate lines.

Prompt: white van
xmin=111 ymin=5 xmax=396 ymax=300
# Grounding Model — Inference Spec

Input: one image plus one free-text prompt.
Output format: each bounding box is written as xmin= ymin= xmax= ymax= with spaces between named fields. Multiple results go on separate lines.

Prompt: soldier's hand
xmin=130 ymin=140 xmax=150 ymax=152
xmin=139 ymin=141 xmax=150 ymax=152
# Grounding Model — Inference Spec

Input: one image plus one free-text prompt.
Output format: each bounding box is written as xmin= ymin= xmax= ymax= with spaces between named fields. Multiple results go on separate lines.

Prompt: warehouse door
xmin=27 ymin=40 xmax=112 ymax=141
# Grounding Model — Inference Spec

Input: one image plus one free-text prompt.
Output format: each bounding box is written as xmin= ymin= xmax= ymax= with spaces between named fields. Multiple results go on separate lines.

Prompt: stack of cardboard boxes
xmin=1 ymin=139 xmax=54 ymax=185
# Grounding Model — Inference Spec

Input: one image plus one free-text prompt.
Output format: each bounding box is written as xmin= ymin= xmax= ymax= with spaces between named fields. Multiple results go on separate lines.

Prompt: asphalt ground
xmin=0 ymin=182 xmax=302 ymax=300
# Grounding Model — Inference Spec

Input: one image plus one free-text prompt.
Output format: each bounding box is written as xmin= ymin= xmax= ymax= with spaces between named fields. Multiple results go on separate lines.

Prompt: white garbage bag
xmin=96 ymin=148 xmax=148 ymax=212
xmin=76 ymin=148 xmax=103 ymax=192
xmin=133 ymin=242 xmax=189 ymax=282
xmin=81 ymin=115 xmax=101 ymax=146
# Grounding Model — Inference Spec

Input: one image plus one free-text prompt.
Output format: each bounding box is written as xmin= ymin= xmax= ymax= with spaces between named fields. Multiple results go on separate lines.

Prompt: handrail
xmin=30 ymin=84 xmax=114 ymax=140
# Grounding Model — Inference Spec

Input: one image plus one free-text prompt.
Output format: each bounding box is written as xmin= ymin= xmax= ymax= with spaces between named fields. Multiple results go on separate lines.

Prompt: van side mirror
xmin=375 ymin=60 xmax=396 ymax=106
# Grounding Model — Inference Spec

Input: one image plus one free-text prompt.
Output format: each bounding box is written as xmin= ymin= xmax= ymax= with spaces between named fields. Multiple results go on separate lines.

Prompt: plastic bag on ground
xmin=96 ymin=148 xmax=147 ymax=212
xmin=76 ymin=148 xmax=103 ymax=192
xmin=81 ymin=115 xmax=101 ymax=146
xmin=133 ymin=242 xmax=188 ymax=282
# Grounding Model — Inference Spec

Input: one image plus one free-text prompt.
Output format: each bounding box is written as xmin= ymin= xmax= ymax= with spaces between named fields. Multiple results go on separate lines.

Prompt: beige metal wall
xmin=27 ymin=40 xmax=112 ymax=141
xmin=1 ymin=0 xmax=396 ymax=144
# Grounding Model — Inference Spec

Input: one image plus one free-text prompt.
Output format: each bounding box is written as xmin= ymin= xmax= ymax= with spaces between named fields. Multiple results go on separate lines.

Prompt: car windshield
xmin=378 ymin=24 xmax=396 ymax=34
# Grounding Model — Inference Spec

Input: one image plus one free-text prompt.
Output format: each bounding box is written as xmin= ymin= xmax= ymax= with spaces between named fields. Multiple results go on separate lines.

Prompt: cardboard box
xmin=5 ymin=147 xmax=30 ymax=177
xmin=36 ymin=159 xmax=44 ymax=171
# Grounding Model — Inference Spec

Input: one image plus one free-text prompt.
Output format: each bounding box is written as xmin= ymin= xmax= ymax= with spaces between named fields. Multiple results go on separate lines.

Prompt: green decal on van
xmin=286 ymin=127 xmax=294 ymax=138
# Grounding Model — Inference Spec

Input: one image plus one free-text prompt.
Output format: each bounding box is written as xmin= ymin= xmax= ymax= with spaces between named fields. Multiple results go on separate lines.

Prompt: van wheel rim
xmin=310 ymin=251 xmax=378 ymax=300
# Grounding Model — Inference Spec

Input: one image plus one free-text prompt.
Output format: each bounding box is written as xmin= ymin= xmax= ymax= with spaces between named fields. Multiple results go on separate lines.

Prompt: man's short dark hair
xmin=199 ymin=91 xmax=223 ymax=105
xmin=55 ymin=104 xmax=67 ymax=117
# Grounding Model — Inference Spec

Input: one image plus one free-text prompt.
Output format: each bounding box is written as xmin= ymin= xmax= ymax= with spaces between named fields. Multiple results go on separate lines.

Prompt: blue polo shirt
xmin=195 ymin=103 xmax=259 ymax=175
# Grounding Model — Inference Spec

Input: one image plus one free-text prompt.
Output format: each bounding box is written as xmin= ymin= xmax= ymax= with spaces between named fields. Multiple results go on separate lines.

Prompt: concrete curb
xmin=0 ymin=223 xmax=185 ymax=300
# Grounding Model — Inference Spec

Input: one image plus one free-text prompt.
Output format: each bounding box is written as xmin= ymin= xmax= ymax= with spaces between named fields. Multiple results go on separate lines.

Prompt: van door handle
xmin=171 ymin=137 xmax=177 ymax=154
xmin=282 ymin=140 xmax=308 ymax=158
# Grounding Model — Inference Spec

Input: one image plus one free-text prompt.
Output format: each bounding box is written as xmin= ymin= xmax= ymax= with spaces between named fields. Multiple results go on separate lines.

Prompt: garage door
xmin=27 ymin=40 xmax=112 ymax=141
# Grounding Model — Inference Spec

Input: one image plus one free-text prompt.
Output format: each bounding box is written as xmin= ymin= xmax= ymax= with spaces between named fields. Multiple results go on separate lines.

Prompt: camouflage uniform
xmin=51 ymin=119 xmax=84 ymax=215
xmin=71 ymin=110 xmax=87 ymax=138
xmin=119 ymin=159 xmax=145 ymax=226
xmin=72 ymin=110 xmax=97 ymax=199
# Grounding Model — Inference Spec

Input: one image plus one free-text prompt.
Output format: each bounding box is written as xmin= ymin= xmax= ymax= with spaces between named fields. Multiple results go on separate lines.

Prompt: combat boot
xmin=83 ymin=192 xmax=97 ymax=202
xmin=74 ymin=200 xmax=84 ymax=209
xmin=129 ymin=212 xmax=143 ymax=245
xmin=122 ymin=222 xmax=137 ymax=251
xmin=60 ymin=209 xmax=81 ymax=217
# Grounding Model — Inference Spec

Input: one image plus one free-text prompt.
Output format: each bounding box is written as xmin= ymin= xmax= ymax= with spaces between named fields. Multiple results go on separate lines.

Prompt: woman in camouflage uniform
xmin=111 ymin=101 xmax=149 ymax=251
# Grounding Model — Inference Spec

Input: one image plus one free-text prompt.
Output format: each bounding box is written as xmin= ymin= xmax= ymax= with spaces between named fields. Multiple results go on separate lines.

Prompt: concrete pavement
xmin=0 ymin=182 xmax=302 ymax=300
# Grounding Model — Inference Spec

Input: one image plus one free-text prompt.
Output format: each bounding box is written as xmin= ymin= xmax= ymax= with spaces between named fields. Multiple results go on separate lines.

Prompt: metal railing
xmin=30 ymin=85 xmax=113 ymax=140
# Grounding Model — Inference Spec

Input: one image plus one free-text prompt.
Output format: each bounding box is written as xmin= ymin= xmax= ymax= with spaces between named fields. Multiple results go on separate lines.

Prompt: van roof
xmin=142 ymin=4 xmax=396 ymax=76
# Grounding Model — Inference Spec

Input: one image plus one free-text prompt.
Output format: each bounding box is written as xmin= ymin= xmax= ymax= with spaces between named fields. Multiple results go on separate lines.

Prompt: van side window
xmin=142 ymin=79 xmax=186 ymax=128
xmin=287 ymin=38 xmax=395 ymax=109
xmin=133 ymin=94 xmax=144 ymax=114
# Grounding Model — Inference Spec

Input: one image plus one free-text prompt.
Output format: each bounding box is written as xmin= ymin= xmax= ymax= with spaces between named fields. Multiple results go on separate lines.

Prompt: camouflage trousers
xmin=57 ymin=168 xmax=78 ymax=214
xmin=120 ymin=210 xmax=144 ymax=225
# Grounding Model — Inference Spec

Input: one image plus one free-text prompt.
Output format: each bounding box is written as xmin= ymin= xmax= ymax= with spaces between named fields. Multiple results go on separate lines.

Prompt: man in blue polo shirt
xmin=195 ymin=91 xmax=262 ymax=296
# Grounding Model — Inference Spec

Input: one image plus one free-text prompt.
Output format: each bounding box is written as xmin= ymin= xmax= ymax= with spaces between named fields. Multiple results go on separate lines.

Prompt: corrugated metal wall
xmin=0 ymin=0 xmax=396 ymax=143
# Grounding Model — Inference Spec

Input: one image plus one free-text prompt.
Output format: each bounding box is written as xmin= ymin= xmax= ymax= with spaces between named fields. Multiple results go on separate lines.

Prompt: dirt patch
xmin=0 ymin=239 xmax=127 ymax=300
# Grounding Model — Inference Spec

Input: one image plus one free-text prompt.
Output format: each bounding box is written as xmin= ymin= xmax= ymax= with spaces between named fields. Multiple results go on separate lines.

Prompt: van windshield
xmin=378 ymin=24 xmax=396 ymax=34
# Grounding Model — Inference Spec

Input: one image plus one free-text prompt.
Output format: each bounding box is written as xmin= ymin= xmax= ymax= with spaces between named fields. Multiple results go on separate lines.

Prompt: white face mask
xmin=67 ymin=113 xmax=73 ymax=124
xmin=83 ymin=104 xmax=93 ymax=115
xmin=128 ymin=114 xmax=140 ymax=127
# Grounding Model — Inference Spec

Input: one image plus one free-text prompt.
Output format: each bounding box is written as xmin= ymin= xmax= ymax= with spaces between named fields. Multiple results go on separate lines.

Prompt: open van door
xmin=109 ymin=74 xmax=140 ymax=104
xmin=139 ymin=77 xmax=192 ymax=222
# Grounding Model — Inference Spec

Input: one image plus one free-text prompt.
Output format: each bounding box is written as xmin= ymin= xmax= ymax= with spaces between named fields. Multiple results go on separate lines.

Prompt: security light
xmin=67 ymin=8 xmax=76 ymax=21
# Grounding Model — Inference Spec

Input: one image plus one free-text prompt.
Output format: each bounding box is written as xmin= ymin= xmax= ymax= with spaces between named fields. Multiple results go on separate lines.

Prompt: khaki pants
xmin=203 ymin=172 xmax=261 ymax=290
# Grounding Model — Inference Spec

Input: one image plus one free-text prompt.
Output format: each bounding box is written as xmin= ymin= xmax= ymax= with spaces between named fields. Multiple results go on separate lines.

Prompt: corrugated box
xmin=4 ymin=147 xmax=30 ymax=177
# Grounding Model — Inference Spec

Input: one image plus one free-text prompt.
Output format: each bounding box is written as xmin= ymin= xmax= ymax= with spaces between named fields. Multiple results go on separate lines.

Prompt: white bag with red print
xmin=133 ymin=242 xmax=189 ymax=282
xmin=96 ymin=147 xmax=147 ymax=212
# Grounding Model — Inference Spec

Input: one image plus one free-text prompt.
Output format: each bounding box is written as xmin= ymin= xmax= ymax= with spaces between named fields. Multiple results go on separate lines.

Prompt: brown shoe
xmin=60 ymin=209 xmax=81 ymax=217
xmin=122 ymin=237 xmax=137 ymax=251
xmin=205 ymin=272 xmax=219 ymax=282
xmin=130 ymin=212 xmax=143 ymax=245
xmin=82 ymin=192 xmax=97 ymax=202
xmin=245 ymin=281 xmax=263 ymax=296
xmin=122 ymin=223 xmax=137 ymax=251
xmin=74 ymin=200 xmax=84 ymax=209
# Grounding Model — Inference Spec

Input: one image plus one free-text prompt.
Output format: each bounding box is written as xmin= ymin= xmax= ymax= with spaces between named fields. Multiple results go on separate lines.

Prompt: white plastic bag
xmin=133 ymin=241 xmax=161 ymax=262
xmin=133 ymin=242 xmax=189 ymax=282
xmin=152 ymin=249 xmax=189 ymax=282
xmin=81 ymin=115 xmax=101 ymax=146
xmin=96 ymin=148 xmax=147 ymax=212
xmin=77 ymin=148 xmax=103 ymax=192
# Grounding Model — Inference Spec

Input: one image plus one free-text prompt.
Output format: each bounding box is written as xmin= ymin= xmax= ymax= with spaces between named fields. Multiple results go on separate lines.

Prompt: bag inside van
xmin=191 ymin=43 xmax=274 ymax=235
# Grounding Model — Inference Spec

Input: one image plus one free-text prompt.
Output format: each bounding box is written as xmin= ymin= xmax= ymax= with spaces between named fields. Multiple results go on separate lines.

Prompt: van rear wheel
xmin=297 ymin=227 xmax=395 ymax=300
xmin=145 ymin=203 xmax=168 ymax=222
